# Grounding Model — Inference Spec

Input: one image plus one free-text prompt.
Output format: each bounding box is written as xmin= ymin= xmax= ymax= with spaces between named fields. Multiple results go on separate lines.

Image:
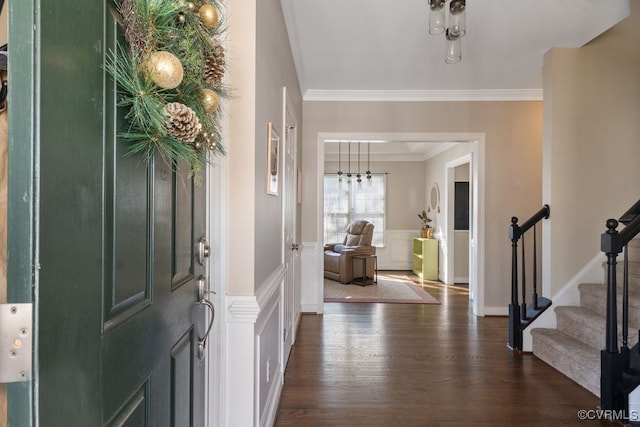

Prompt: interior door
xmin=8 ymin=1 xmax=209 ymax=425
xmin=281 ymin=88 xmax=298 ymax=369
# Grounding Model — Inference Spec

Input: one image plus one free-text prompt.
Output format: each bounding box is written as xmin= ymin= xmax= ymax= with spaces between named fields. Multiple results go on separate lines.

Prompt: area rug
xmin=324 ymin=275 xmax=440 ymax=304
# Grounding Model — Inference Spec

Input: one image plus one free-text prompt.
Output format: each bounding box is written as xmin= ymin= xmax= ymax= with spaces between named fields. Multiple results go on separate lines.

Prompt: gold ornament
xmin=201 ymin=89 xmax=220 ymax=113
xmin=187 ymin=2 xmax=195 ymax=11
xmin=146 ymin=51 xmax=184 ymax=89
xmin=177 ymin=12 xmax=186 ymax=24
xmin=198 ymin=4 xmax=219 ymax=29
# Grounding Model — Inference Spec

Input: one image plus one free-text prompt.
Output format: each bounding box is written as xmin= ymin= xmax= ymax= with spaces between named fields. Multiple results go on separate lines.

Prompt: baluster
xmin=521 ymin=233 xmax=527 ymax=320
xmin=622 ymin=243 xmax=629 ymax=368
xmin=532 ymin=224 xmax=538 ymax=310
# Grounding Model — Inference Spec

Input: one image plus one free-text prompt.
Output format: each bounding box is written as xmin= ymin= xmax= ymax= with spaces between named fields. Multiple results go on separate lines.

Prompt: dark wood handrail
xmin=620 ymin=198 xmax=640 ymax=225
xmin=509 ymin=204 xmax=550 ymax=241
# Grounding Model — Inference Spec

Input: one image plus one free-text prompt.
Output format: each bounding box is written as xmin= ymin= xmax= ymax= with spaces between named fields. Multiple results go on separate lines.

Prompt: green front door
xmin=8 ymin=1 xmax=208 ymax=425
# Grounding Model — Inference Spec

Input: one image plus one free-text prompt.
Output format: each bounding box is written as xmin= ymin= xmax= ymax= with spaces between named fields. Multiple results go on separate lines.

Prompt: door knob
xmin=291 ymin=243 xmax=299 ymax=251
xmin=198 ymin=237 xmax=210 ymax=265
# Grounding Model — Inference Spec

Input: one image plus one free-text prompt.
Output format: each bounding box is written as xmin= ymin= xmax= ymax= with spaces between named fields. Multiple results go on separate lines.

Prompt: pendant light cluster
xmin=336 ymin=141 xmax=373 ymax=188
xmin=428 ymin=0 xmax=466 ymax=64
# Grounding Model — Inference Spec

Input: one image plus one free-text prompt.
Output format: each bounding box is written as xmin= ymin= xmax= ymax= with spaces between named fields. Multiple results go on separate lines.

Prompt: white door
xmin=281 ymin=87 xmax=298 ymax=372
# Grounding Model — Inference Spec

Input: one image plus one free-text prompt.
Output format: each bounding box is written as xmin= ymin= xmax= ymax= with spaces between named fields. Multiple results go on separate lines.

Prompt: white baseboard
xmin=300 ymin=303 xmax=318 ymax=313
xmin=521 ymin=252 xmax=606 ymax=352
xmin=484 ymin=306 xmax=508 ymax=316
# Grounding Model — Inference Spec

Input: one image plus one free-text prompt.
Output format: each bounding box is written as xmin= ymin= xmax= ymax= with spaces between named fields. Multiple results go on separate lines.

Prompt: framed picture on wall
xmin=267 ymin=122 xmax=280 ymax=196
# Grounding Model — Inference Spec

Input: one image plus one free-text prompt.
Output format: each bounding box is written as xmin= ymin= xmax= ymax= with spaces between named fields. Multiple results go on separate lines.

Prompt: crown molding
xmin=303 ymin=89 xmax=543 ymax=102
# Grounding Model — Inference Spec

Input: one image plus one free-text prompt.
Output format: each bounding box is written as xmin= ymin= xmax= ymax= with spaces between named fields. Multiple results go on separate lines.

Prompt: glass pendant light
xmin=336 ymin=141 xmax=343 ymax=183
xmin=366 ymin=142 xmax=372 ymax=186
xmin=428 ymin=0 xmax=446 ymax=35
xmin=449 ymin=0 xmax=466 ymax=38
xmin=346 ymin=142 xmax=352 ymax=184
xmin=445 ymin=29 xmax=461 ymax=64
xmin=356 ymin=142 xmax=362 ymax=189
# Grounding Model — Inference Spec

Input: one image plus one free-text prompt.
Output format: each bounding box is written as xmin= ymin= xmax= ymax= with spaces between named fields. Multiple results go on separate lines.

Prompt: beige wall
xmin=303 ymin=101 xmax=543 ymax=308
xmin=544 ymin=2 xmax=640 ymax=296
xmin=324 ymin=160 xmax=426 ymax=230
xmin=227 ymin=0 xmax=302 ymax=294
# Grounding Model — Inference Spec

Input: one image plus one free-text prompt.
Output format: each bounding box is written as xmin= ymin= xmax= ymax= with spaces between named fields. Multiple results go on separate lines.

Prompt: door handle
xmin=198 ymin=237 xmax=210 ymax=265
xmin=196 ymin=275 xmax=215 ymax=360
xmin=291 ymin=243 xmax=299 ymax=251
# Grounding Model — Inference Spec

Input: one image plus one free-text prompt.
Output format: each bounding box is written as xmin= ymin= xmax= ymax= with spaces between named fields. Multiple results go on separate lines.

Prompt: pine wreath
xmin=106 ymin=0 xmax=229 ymax=176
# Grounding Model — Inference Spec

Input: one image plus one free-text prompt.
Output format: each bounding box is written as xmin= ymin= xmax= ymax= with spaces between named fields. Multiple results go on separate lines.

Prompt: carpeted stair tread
xmin=554 ymin=306 xmax=604 ymax=349
xmin=579 ymin=283 xmax=640 ymax=335
xmin=531 ymin=328 xmax=600 ymax=396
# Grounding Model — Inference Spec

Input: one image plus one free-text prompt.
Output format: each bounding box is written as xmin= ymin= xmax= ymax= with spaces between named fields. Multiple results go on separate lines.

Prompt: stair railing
xmin=508 ymin=204 xmax=551 ymax=351
xmin=601 ymin=199 xmax=640 ymax=412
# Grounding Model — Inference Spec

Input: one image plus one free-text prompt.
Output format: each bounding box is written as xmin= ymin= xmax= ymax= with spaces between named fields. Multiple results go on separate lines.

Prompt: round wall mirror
xmin=430 ymin=183 xmax=440 ymax=213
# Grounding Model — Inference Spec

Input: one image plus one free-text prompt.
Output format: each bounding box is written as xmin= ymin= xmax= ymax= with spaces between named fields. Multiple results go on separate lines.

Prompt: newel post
xmin=508 ymin=217 xmax=521 ymax=350
xmin=601 ymin=218 xmax=624 ymax=411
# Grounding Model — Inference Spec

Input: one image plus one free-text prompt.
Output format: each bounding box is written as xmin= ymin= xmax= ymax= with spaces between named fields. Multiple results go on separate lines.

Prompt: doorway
xmin=316 ymin=132 xmax=486 ymax=316
xmin=445 ymin=155 xmax=473 ymax=300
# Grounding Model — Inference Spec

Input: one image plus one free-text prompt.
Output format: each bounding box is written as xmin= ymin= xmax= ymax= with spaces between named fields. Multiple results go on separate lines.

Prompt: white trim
xmin=300 ymin=241 xmax=322 ymax=313
xmin=376 ymin=230 xmax=418 ymax=271
xmin=227 ymin=296 xmax=261 ymax=322
xmin=303 ymin=89 xmax=544 ymax=102
xmin=206 ymin=136 xmax=228 ymax=427
xmin=484 ymin=307 xmax=509 ymax=316
xmin=259 ymin=369 xmax=283 ymax=427
xmin=255 ymin=285 xmax=282 ymax=427
xmin=521 ymin=252 xmax=605 ymax=352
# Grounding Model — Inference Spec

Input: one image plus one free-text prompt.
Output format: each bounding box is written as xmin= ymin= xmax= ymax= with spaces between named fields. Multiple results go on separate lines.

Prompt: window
xmin=324 ymin=174 xmax=386 ymax=246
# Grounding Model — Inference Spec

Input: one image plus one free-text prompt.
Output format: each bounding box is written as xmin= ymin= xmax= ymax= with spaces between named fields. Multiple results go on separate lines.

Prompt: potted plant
xmin=418 ymin=210 xmax=433 ymax=239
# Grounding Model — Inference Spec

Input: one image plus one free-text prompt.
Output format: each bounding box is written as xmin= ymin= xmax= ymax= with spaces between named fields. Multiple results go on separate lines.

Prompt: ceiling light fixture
xmin=356 ymin=142 xmax=362 ymax=188
xmin=337 ymin=141 xmax=343 ymax=183
xmin=366 ymin=142 xmax=372 ymax=186
xmin=428 ymin=0 xmax=466 ymax=64
xmin=346 ymin=142 xmax=352 ymax=183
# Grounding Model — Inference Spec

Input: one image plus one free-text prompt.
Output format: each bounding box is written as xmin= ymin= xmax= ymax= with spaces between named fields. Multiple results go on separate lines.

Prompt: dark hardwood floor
xmin=275 ymin=273 xmax=608 ymax=426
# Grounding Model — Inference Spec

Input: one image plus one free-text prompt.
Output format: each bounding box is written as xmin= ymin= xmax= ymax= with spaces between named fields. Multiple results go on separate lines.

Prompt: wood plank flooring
xmin=275 ymin=273 xmax=608 ymax=426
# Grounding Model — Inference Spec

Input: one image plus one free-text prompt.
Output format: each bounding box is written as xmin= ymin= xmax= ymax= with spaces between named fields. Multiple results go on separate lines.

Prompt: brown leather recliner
xmin=324 ymin=220 xmax=376 ymax=284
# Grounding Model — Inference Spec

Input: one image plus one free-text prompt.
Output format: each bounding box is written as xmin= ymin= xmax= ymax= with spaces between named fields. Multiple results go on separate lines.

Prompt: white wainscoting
xmin=225 ymin=265 xmax=284 ymax=427
xmin=376 ymin=230 xmax=419 ymax=271
xmin=300 ymin=242 xmax=322 ymax=313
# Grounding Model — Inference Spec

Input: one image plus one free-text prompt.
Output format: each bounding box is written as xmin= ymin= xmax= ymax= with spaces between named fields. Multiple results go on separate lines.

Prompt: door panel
xmin=282 ymin=90 xmax=298 ymax=368
xmin=25 ymin=2 xmax=207 ymax=426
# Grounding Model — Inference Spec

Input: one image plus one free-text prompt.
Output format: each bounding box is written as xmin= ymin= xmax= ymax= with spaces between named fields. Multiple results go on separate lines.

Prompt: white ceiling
xmin=281 ymin=0 xmax=630 ymax=101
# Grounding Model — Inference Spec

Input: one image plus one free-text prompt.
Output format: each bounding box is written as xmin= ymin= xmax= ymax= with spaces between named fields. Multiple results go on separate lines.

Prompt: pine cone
xmin=204 ymin=39 xmax=225 ymax=86
xmin=119 ymin=0 xmax=146 ymax=57
xmin=163 ymin=102 xmax=202 ymax=143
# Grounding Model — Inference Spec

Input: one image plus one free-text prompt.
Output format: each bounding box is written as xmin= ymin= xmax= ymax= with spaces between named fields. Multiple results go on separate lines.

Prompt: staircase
xmin=531 ymin=238 xmax=640 ymax=397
